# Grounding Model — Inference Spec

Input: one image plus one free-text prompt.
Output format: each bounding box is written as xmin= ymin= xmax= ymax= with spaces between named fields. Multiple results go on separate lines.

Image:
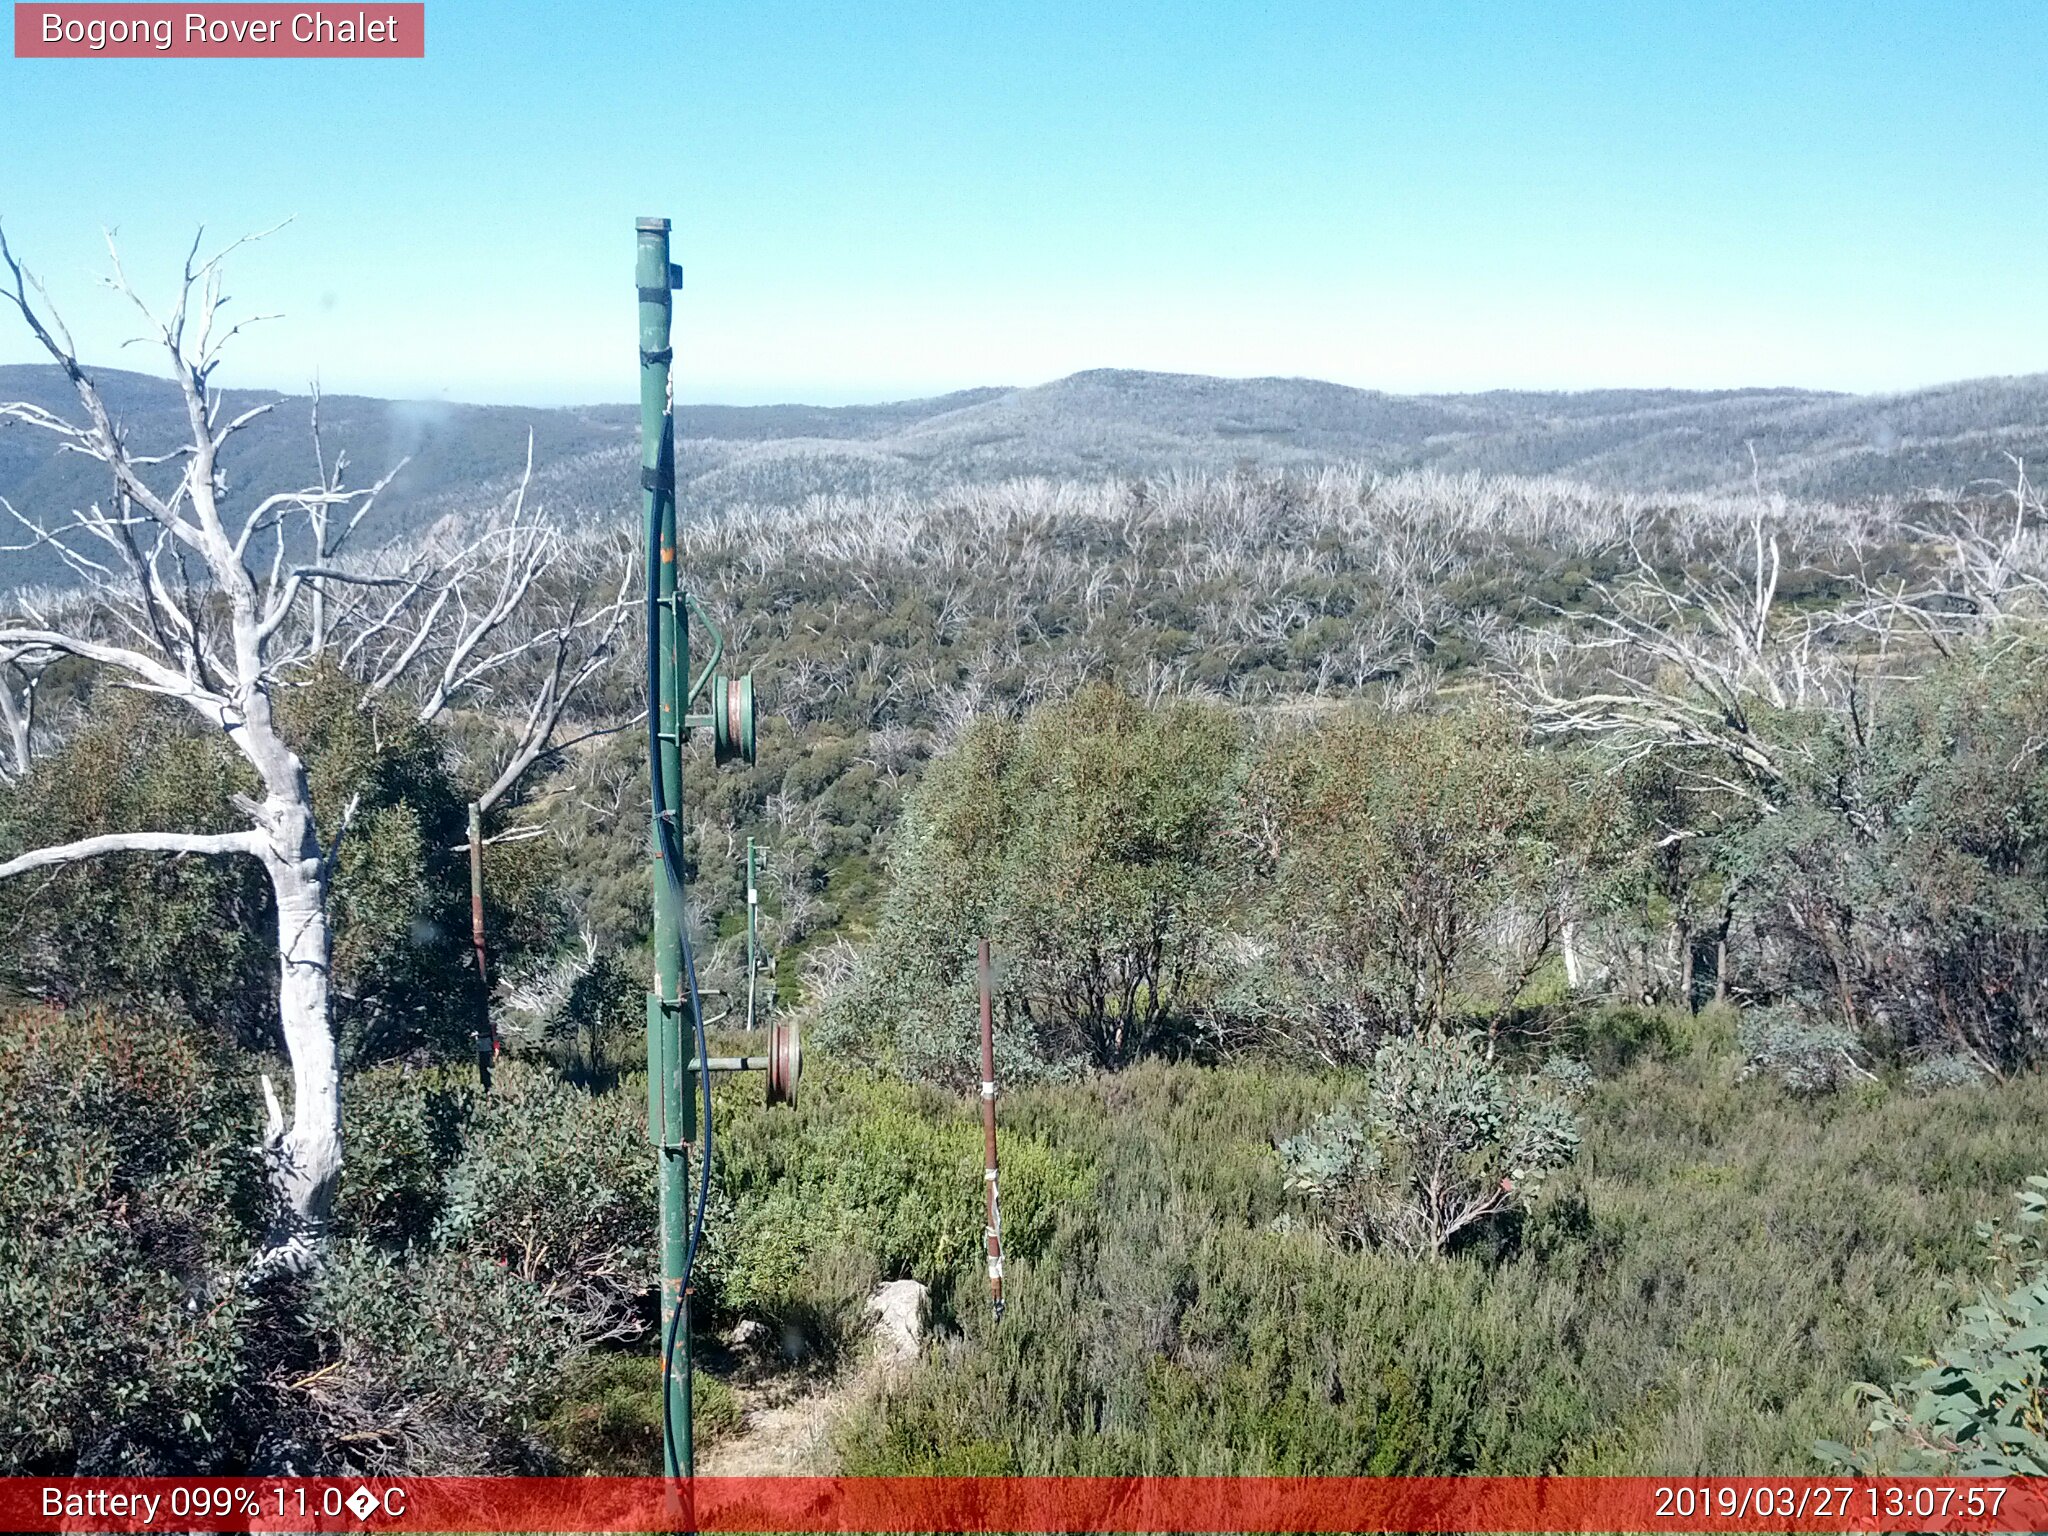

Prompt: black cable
xmin=646 ymin=447 xmax=715 ymax=1483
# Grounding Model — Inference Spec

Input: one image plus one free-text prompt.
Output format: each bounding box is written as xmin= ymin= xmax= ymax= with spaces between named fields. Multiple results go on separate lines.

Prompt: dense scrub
xmin=6 ymin=972 xmax=2044 ymax=1475
xmin=0 ymin=1006 xmax=261 ymax=1472
xmin=7 ymin=463 xmax=2048 ymax=1476
xmin=820 ymin=653 xmax=2048 ymax=1091
xmin=833 ymin=1029 xmax=2048 ymax=1475
xmin=0 ymin=1009 xmax=660 ymax=1475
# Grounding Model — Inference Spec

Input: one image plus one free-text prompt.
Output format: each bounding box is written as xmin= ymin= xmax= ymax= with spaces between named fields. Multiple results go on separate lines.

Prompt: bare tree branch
xmin=0 ymin=827 xmax=260 ymax=878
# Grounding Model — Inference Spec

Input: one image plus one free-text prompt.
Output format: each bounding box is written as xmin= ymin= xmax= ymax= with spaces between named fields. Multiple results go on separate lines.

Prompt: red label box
xmin=14 ymin=3 xmax=424 ymax=57
xmin=6 ymin=1477 xmax=2048 ymax=1533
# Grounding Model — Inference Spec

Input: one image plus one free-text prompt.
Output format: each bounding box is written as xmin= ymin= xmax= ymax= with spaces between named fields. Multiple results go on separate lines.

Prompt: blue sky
xmin=1 ymin=1 xmax=2044 ymax=404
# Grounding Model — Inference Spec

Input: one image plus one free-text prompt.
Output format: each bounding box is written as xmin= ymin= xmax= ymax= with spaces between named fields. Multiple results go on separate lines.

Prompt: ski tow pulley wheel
xmin=766 ymin=1017 xmax=801 ymax=1106
xmin=710 ymin=672 xmax=756 ymax=766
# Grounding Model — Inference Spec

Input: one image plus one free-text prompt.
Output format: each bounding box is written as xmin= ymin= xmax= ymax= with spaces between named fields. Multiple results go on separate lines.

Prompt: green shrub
xmin=1908 ymin=1053 xmax=1991 ymax=1096
xmin=0 ymin=1005 xmax=262 ymax=1472
xmin=433 ymin=1061 xmax=654 ymax=1335
xmin=0 ymin=691 xmax=274 ymax=1042
xmin=1565 ymin=1001 xmax=1679 ymax=1075
xmin=710 ymin=1073 xmax=981 ymax=1314
xmin=293 ymin=1060 xmax=672 ymax=1472
xmin=303 ymin=1241 xmax=587 ymax=1472
xmin=1820 ymin=1175 xmax=2048 ymax=1475
xmin=537 ymin=1356 xmax=737 ymax=1473
xmin=1737 ymin=1004 xmax=1872 ymax=1096
xmin=1280 ymin=1032 xmax=1585 ymax=1257
xmin=331 ymin=1065 xmax=478 ymax=1250
xmin=707 ymin=1064 xmax=1092 ymax=1323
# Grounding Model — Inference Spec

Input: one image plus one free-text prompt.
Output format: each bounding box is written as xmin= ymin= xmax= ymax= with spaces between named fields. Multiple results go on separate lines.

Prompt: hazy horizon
xmin=9 ymin=355 xmax=2030 ymax=415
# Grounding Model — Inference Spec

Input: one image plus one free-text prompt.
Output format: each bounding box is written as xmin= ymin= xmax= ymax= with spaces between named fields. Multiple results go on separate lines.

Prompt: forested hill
xmin=6 ymin=361 xmax=2048 ymax=587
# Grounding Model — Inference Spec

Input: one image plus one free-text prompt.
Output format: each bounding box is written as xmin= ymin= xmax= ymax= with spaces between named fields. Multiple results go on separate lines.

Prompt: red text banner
xmin=14 ymin=4 xmax=424 ymax=57
xmin=5 ymin=1476 xmax=2048 ymax=1533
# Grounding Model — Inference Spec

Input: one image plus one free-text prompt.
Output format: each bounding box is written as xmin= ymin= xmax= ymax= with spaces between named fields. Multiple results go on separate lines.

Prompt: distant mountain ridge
xmin=4 ymin=362 xmax=2045 ymax=588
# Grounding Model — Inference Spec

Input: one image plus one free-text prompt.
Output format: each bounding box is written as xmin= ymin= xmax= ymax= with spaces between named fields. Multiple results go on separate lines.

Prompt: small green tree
xmin=828 ymin=685 xmax=1243 ymax=1078
xmin=1240 ymin=709 xmax=1602 ymax=1059
xmin=1609 ymin=754 xmax=1756 ymax=1010
xmin=1280 ymin=1031 xmax=1586 ymax=1257
xmin=551 ymin=949 xmax=641 ymax=1074
xmin=1739 ymin=646 xmax=2048 ymax=1074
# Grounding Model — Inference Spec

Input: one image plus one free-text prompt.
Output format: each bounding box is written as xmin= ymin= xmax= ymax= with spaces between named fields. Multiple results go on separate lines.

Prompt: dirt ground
xmin=698 ymin=1281 xmax=926 ymax=1475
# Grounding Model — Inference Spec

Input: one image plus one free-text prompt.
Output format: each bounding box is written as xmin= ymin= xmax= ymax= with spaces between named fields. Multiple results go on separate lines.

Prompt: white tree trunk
xmin=259 ymin=828 xmax=342 ymax=1271
xmin=0 ymin=227 xmax=629 ymax=1277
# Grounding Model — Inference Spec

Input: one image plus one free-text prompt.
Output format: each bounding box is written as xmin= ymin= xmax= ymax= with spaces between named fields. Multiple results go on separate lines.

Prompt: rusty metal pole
xmin=469 ymin=800 xmax=492 ymax=1088
xmin=978 ymin=938 xmax=1005 ymax=1320
xmin=745 ymin=837 xmax=760 ymax=1029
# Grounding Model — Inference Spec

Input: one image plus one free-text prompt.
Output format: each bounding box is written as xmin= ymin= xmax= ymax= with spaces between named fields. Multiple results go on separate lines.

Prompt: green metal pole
xmin=638 ymin=215 xmax=696 ymax=1481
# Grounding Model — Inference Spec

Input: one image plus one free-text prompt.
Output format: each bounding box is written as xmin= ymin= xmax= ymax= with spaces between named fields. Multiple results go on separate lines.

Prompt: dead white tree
xmin=0 ymin=225 xmax=631 ymax=1270
xmin=1851 ymin=458 xmax=2048 ymax=655
xmin=0 ymin=641 xmax=53 ymax=781
xmin=1517 ymin=473 xmax=2048 ymax=797
xmin=1511 ymin=507 xmax=1824 ymax=806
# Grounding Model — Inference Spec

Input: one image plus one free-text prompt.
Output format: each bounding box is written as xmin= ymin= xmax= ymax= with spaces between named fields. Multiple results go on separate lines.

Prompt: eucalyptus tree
xmin=0 ymin=226 xmax=631 ymax=1270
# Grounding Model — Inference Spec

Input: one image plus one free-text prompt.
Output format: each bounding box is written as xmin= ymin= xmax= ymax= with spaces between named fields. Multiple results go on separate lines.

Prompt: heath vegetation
xmin=5 ymin=240 xmax=2048 ymax=1475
